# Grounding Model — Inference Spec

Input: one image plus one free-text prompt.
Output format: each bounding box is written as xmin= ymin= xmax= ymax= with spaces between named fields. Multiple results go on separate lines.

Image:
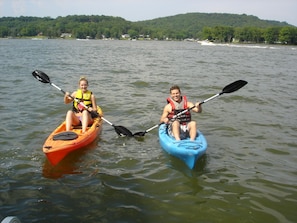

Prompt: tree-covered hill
xmin=0 ymin=13 xmax=296 ymax=44
xmin=136 ymin=12 xmax=290 ymax=31
xmin=0 ymin=15 xmax=132 ymax=39
xmin=135 ymin=13 xmax=294 ymax=42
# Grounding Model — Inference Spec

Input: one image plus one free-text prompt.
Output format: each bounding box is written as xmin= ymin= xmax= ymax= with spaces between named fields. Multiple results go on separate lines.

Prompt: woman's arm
xmin=90 ymin=94 xmax=97 ymax=111
xmin=64 ymin=91 xmax=76 ymax=104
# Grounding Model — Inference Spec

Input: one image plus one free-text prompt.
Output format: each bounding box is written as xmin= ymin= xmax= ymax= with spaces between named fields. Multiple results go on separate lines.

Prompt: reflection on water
xmin=0 ymin=39 xmax=296 ymax=223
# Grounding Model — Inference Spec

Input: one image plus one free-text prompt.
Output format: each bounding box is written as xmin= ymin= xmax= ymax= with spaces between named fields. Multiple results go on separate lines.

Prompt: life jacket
xmin=73 ymin=89 xmax=93 ymax=112
xmin=167 ymin=95 xmax=191 ymax=124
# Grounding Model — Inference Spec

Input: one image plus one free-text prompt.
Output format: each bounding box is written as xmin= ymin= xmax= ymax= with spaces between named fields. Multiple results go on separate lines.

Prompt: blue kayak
xmin=158 ymin=123 xmax=207 ymax=169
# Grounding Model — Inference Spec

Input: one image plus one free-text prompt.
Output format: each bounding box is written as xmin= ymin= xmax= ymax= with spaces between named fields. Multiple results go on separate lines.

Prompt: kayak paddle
xmin=133 ymin=122 xmax=164 ymax=137
xmin=133 ymin=79 xmax=248 ymax=137
xmin=32 ymin=70 xmax=133 ymax=137
xmin=172 ymin=79 xmax=248 ymax=119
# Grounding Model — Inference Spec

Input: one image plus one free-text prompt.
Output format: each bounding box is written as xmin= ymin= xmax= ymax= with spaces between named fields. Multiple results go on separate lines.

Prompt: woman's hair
xmin=79 ymin=76 xmax=88 ymax=85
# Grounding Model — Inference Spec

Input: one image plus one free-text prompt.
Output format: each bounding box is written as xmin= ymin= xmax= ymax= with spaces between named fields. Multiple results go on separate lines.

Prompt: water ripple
xmin=0 ymin=39 xmax=296 ymax=223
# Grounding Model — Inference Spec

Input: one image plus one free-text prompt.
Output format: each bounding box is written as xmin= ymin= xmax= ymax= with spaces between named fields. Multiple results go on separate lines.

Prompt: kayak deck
xmin=158 ymin=123 xmax=207 ymax=169
xmin=43 ymin=106 xmax=103 ymax=165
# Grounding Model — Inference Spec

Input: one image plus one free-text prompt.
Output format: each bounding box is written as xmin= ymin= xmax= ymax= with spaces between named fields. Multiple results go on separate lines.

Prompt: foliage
xmin=0 ymin=13 xmax=296 ymax=44
xmin=278 ymin=27 xmax=297 ymax=44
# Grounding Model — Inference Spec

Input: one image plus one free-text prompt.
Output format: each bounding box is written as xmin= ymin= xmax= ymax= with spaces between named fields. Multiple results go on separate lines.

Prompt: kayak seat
xmin=72 ymin=123 xmax=93 ymax=129
xmin=53 ymin=131 xmax=78 ymax=140
xmin=72 ymin=125 xmax=82 ymax=129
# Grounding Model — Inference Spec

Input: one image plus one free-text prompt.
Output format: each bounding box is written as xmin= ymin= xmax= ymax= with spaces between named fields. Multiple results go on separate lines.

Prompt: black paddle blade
xmin=222 ymin=80 xmax=247 ymax=94
xmin=133 ymin=131 xmax=146 ymax=137
xmin=114 ymin=126 xmax=133 ymax=137
xmin=32 ymin=70 xmax=51 ymax=83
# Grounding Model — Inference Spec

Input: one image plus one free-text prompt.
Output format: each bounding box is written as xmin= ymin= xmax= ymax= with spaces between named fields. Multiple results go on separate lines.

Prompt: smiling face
xmin=170 ymin=87 xmax=181 ymax=103
xmin=79 ymin=79 xmax=88 ymax=93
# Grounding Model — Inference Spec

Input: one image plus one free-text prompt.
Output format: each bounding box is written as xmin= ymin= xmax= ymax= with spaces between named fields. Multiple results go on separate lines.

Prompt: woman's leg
xmin=81 ymin=110 xmax=93 ymax=133
xmin=65 ymin=110 xmax=80 ymax=131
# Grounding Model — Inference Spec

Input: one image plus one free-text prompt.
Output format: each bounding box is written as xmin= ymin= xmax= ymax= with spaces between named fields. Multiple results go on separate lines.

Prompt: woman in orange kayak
xmin=64 ymin=77 xmax=97 ymax=133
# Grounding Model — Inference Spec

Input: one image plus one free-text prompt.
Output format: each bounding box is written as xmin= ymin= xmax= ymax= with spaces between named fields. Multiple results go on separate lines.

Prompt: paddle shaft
xmin=48 ymin=80 xmax=96 ymax=115
xmin=172 ymin=92 xmax=221 ymax=119
xmin=32 ymin=70 xmax=134 ymax=136
xmin=133 ymin=93 xmax=222 ymax=136
xmin=134 ymin=93 xmax=221 ymax=136
xmin=133 ymin=79 xmax=247 ymax=136
xmin=62 ymin=86 xmax=101 ymax=119
xmin=49 ymin=81 xmax=91 ymax=112
xmin=144 ymin=123 xmax=162 ymax=133
xmin=54 ymin=81 xmax=131 ymax=133
xmin=65 ymin=94 xmax=115 ymax=125
xmin=62 ymin=85 xmax=131 ymax=134
xmin=50 ymin=80 xmax=118 ymax=125
xmin=50 ymin=82 xmax=66 ymax=94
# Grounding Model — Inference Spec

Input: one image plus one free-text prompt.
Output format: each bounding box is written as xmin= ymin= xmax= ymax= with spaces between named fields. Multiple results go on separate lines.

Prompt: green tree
xmin=19 ymin=24 xmax=37 ymax=36
xmin=211 ymin=26 xmax=234 ymax=42
xmin=0 ymin=26 xmax=9 ymax=37
xmin=202 ymin=27 xmax=213 ymax=40
xmin=279 ymin=27 xmax=297 ymax=44
xmin=249 ymin=27 xmax=264 ymax=43
xmin=263 ymin=27 xmax=281 ymax=44
xmin=128 ymin=29 xmax=138 ymax=39
xmin=234 ymin=27 xmax=259 ymax=43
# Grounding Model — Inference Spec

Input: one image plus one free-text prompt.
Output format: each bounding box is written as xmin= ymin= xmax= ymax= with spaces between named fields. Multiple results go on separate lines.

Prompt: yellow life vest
xmin=73 ymin=89 xmax=93 ymax=112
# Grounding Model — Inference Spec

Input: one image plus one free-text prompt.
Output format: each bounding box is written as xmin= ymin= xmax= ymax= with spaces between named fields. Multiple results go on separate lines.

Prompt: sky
xmin=0 ymin=0 xmax=296 ymax=26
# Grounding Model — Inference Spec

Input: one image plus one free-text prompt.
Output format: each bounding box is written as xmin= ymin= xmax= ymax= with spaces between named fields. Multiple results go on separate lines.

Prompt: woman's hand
xmin=64 ymin=92 xmax=73 ymax=104
xmin=89 ymin=108 xmax=99 ymax=118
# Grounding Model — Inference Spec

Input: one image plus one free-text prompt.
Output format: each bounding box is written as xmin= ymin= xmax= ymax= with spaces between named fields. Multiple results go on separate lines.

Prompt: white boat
xmin=197 ymin=39 xmax=215 ymax=46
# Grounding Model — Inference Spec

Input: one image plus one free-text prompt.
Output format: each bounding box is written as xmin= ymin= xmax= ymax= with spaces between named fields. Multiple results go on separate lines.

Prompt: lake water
xmin=0 ymin=39 xmax=296 ymax=223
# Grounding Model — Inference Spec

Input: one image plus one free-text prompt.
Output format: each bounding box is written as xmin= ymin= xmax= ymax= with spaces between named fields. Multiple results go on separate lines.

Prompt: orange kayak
xmin=43 ymin=106 xmax=103 ymax=165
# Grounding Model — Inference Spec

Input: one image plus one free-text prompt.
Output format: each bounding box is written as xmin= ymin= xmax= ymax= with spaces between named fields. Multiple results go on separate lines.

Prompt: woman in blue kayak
xmin=160 ymin=85 xmax=202 ymax=141
xmin=64 ymin=77 xmax=97 ymax=133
